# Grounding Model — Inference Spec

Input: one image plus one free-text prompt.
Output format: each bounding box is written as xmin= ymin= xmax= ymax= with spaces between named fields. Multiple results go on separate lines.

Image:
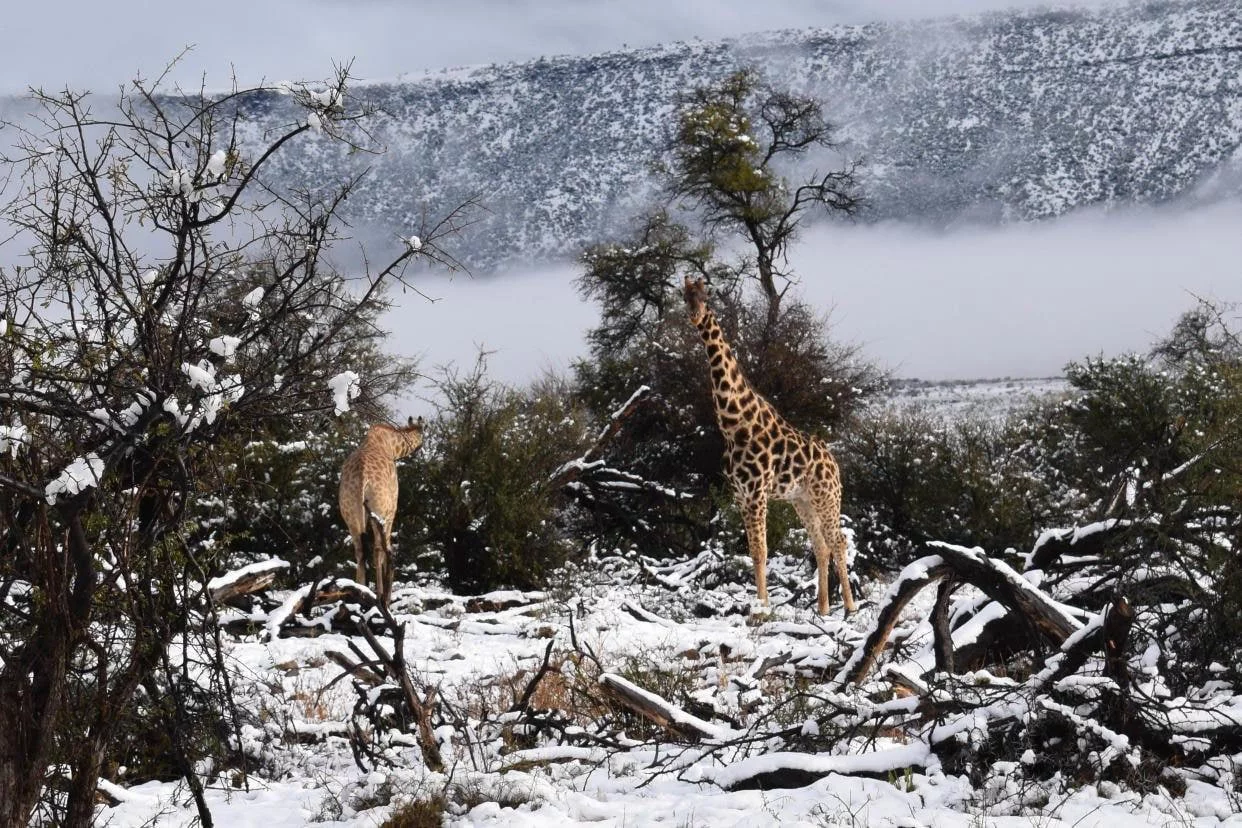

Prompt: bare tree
xmin=0 ymin=63 xmax=468 ymax=827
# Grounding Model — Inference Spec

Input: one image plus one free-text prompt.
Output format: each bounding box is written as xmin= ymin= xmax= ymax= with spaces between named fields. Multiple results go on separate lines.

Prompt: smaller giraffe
xmin=683 ymin=276 xmax=856 ymax=616
xmin=338 ymin=416 xmax=425 ymax=607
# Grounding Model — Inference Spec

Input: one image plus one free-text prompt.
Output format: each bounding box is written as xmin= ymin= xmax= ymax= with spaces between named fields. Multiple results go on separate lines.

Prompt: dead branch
xmin=836 ymin=556 xmax=952 ymax=686
xmin=546 ymin=385 xmax=652 ymax=490
xmin=207 ymin=559 xmax=289 ymax=605
xmin=351 ymin=604 xmax=444 ymax=772
xmin=510 ymin=640 xmax=557 ymax=714
xmin=840 ymin=542 xmax=1087 ymax=686
xmin=598 ymin=673 xmax=730 ymax=742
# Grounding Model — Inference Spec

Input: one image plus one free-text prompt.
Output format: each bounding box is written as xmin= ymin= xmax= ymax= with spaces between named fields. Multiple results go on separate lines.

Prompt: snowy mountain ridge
xmin=220 ymin=0 xmax=1242 ymax=269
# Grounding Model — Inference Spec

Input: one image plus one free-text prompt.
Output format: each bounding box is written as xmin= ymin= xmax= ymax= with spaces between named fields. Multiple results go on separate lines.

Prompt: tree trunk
xmin=0 ymin=503 xmax=93 ymax=828
xmin=756 ymin=249 xmax=781 ymax=335
xmin=0 ymin=633 xmax=70 ymax=828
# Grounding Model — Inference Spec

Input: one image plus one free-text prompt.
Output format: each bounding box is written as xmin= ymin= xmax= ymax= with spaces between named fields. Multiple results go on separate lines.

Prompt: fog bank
xmin=386 ymin=201 xmax=1241 ymax=400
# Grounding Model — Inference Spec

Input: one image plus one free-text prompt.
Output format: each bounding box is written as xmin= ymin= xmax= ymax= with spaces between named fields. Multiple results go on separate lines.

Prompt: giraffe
xmin=682 ymin=276 xmax=856 ymax=616
xmin=338 ymin=416 xmax=424 ymax=607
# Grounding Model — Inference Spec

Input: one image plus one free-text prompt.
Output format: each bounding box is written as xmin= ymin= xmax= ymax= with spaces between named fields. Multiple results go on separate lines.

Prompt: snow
xmin=166 ymin=167 xmax=194 ymax=198
xmin=328 ymin=370 xmax=362 ymax=415
xmin=599 ymin=672 xmax=737 ymax=740
xmin=205 ymin=149 xmax=228 ymax=181
xmin=242 ymin=287 xmax=265 ymax=319
xmin=45 ymin=453 xmax=105 ymax=503
xmin=0 ymin=423 xmax=28 ymax=457
xmin=91 ymin=558 xmax=1242 ymax=828
xmin=182 ymin=360 xmax=217 ymax=391
xmin=404 ymin=234 xmax=422 ymax=252
xmin=209 ymin=334 xmax=241 ymax=360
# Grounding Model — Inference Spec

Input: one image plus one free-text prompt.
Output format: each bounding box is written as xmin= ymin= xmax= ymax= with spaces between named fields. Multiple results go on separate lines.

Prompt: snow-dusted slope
xmin=230 ymin=0 xmax=1242 ymax=269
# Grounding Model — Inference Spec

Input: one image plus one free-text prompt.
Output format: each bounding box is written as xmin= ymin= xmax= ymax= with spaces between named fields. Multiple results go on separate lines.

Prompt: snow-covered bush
xmin=839 ymin=402 xmax=1076 ymax=571
xmin=0 ymin=66 xmax=459 ymax=826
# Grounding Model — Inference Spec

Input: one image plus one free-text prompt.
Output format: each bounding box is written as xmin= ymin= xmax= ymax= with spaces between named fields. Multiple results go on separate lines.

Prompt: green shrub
xmin=398 ymin=360 xmax=590 ymax=593
xmin=839 ymin=402 xmax=1074 ymax=570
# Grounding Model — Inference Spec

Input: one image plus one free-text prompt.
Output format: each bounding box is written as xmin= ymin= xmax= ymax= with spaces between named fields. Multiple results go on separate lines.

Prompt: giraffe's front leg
xmin=742 ymin=496 xmax=770 ymax=608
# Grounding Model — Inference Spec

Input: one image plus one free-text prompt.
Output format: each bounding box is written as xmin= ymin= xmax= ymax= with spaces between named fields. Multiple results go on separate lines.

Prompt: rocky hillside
xmin=241 ymin=0 xmax=1241 ymax=268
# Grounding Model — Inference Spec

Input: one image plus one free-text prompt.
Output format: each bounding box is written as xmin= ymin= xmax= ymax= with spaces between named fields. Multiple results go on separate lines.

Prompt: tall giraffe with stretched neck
xmin=338 ymin=417 xmax=424 ymax=607
xmin=683 ymin=276 xmax=856 ymax=616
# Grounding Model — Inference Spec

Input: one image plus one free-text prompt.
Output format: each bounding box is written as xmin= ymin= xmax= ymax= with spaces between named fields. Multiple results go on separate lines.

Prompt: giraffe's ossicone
xmin=338 ymin=416 xmax=424 ymax=607
xmin=683 ymin=276 xmax=856 ymax=616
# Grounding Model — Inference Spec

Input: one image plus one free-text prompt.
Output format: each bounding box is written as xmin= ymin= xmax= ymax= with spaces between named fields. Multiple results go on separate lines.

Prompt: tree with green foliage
xmin=396 ymin=357 xmax=590 ymax=593
xmin=570 ymin=68 xmax=880 ymax=557
xmin=667 ymin=68 xmax=862 ymax=332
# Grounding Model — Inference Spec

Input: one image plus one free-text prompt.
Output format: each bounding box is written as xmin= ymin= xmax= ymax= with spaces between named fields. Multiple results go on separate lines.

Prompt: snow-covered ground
xmin=102 ymin=540 xmax=1242 ymax=827
xmin=881 ymin=377 xmax=1070 ymax=421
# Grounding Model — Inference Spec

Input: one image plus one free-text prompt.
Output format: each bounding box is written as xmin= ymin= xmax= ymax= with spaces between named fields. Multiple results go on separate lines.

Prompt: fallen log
xmin=265 ymin=578 xmax=379 ymax=640
xmin=598 ymin=673 xmax=732 ymax=742
xmin=698 ymin=742 xmax=932 ymax=791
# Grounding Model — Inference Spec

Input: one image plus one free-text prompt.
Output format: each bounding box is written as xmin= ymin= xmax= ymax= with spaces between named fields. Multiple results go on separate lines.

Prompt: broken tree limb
xmin=1025 ymin=520 xmax=1131 ymax=572
xmin=1103 ymin=596 xmax=1134 ymax=691
xmin=932 ymin=577 xmax=958 ymax=674
xmin=352 ymin=604 xmax=444 ymax=773
xmin=835 ymin=556 xmax=952 ymax=686
xmin=839 ymin=542 xmax=1087 ymax=687
xmin=264 ymin=578 xmax=380 ymax=639
xmin=207 ymin=559 xmax=289 ymax=605
xmin=928 ymin=542 xmax=1082 ymax=645
xmin=598 ymin=672 xmax=732 ymax=741
xmin=546 ymin=385 xmax=651 ymax=490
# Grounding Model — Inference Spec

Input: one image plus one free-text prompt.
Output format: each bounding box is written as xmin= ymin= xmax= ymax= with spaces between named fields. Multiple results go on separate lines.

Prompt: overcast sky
xmin=2 ymin=0 xmax=1128 ymax=95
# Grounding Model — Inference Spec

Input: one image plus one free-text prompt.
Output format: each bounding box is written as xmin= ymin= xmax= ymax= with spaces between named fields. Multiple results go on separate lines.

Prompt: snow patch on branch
xmin=209 ymin=335 xmax=241 ymax=360
xmin=207 ymin=558 xmax=290 ymax=593
xmin=0 ymin=424 xmax=29 ymax=458
xmin=328 ymin=371 xmax=361 ymax=415
xmin=45 ymin=453 xmax=105 ymax=504
xmin=242 ymin=287 xmax=265 ymax=320
xmin=695 ymin=742 xmax=933 ymax=789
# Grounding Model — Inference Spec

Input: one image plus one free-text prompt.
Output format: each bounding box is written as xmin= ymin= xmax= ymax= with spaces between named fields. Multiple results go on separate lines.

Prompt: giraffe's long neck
xmin=694 ymin=309 xmax=766 ymax=443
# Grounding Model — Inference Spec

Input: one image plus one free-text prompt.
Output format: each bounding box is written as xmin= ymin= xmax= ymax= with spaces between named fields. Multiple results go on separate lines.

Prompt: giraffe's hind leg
xmin=827 ymin=520 xmax=856 ymax=616
xmin=378 ymin=526 xmax=394 ymax=608
xmin=793 ymin=498 xmax=832 ymax=616
xmin=353 ymin=534 xmax=367 ymax=586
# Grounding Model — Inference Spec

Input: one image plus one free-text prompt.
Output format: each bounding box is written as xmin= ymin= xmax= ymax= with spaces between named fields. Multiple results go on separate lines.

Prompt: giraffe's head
xmin=391 ymin=416 xmax=425 ymax=459
xmin=683 ymin=276 xmax=709 ymax=326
